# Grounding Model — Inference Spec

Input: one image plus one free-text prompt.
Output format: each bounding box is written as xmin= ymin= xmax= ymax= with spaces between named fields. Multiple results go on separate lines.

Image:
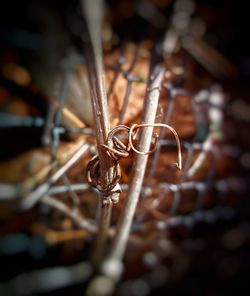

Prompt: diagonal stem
xmin=41 ymin=195 xmax=97 ymax=233
xmin=100 ymin=64 xmax=165 ymax=280
xmin=19 ymin=141 xmax=89 ymax=210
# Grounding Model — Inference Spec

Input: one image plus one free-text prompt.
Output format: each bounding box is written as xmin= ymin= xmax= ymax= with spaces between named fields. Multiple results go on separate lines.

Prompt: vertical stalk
xmin=81 ymin=0 xmax=114 ymax=264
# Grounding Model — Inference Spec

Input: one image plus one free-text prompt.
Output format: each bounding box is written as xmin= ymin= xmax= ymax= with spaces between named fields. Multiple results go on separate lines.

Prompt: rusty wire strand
xmin=129 ymin=123 xmax=182 ymax=170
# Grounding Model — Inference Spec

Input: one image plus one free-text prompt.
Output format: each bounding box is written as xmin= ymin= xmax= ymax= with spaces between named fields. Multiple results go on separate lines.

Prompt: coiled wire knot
xmin=86 ymin=125 xmax=131 ymax=203
xmin=86 ymin=155 xmax=121 ymax=198
xmin=86 ymin=123 xmax=182 ymax=204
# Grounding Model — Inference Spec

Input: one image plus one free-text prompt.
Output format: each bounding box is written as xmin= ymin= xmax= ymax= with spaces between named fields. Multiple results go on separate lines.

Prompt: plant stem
xmin=101 ymin=64 xmax=165 ymax=280
xmin=81 ymin=0 xmax=116 ymax=264
xmin=20 ymin=141 xmax=89 ymax=210
xmin=42 ymin=195 xmax=97 ymax=233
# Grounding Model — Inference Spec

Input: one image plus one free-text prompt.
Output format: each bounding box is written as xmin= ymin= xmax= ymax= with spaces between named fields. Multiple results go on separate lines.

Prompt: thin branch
xmin=118 ymin=80 xmax=132 ymax=124
xmin=52 ymin=69 xmax=70 ymax=156
xmin=107 ymin=45 xmax=126 ymax=98
xmin=101 ymin=65 xmax=165 ymax=280
xmin=147 ymin=86 xmax=177 ymax=180
xmin=19 ymin=142 xmax=89 ymax=210
xmin=62 ymin=174 xmax=81 ymax=209
xmin=48 ymin=183 xmax=90 ymax=195
xmin=81 ymin=0 xmax=117 ymax=264
xmin=118 ymin=46 xmax=140 ymax=124
xmin=41 ymin=195 xmax=97 ymax=233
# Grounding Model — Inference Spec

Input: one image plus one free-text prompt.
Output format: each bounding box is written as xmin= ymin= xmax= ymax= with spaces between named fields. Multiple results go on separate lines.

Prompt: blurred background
xmin=0 ymin=0 xmax=250 ymax=295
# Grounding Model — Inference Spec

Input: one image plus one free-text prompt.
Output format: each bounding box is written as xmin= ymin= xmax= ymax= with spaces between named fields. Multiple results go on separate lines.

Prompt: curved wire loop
xmin=102 ymin=125 xmax=131 ymax=160
xmin=129 ymin=123 xmax=182 ymax=170
xmin=86 ymin=155 xmax=121 ymax=196
xmin=86 ymin=122 xmax=182 ymax=198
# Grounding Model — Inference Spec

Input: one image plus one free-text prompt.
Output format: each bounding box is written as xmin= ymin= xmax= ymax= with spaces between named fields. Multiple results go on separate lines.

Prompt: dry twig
xmin=81 ymin=0 xmax=119 ymax=264
xmin=41 ymin=195 xmax=97 ymax=233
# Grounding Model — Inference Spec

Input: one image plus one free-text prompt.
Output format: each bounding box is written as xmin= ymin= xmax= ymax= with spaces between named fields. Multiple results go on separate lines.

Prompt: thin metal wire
xmin=129 ymin=123 xmax=182 ymax=170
